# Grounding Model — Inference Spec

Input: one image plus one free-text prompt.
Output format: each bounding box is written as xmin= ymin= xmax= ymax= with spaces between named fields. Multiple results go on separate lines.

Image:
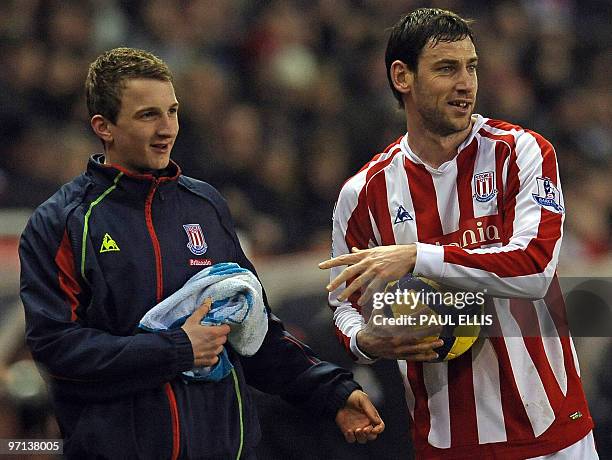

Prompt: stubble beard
xmin=417 ymin=103 xmax=472 ymax=138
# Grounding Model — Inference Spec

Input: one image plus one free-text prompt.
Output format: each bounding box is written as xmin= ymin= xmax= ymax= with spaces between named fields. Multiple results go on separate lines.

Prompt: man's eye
xmin=169 ymin=107 xmax=178 ymax=115
xmin=141 ymin=112 xmax=155 ymax=118
xmin=439 ymin=66 xmax=453 ymax=72
xmin=467 ymin=64 xmax=478 ymax=72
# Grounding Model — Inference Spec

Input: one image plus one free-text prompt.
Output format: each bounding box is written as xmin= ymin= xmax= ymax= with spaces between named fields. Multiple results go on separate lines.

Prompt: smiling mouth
xmin=151 ymin=144 xmax=171 ymax=152
xmin=449 ymin=101 xmax=471 ymax=109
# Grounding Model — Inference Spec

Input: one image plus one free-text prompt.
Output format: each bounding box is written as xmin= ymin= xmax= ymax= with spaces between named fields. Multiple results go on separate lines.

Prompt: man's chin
xmin=150 ymin=156 xmax=171 ymax=170
xmin=436 ymin=121 xmax=471 ymax=137
xmin=448 ymin=115 xmax=473 ymax=135
xmin=133 ymin=158 xmax=171 ymax=174
xmin=420 ymin=110 xmax=474 ymax=137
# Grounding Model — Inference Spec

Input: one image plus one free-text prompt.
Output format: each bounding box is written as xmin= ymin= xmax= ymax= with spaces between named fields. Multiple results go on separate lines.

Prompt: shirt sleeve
xmin=414 ymin=130 xmax=565 ymax=299
xmin=328 ymin=170 xmax=379 ymax=364
xmin=20 ymin=210 xmax=194 ymax=402
xmin=214 ymin=193 xmax=361 ymax=419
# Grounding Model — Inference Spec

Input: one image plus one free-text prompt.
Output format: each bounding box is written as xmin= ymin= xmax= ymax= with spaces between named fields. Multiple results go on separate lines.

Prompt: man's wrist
xmin=327 ymin=381 xmax=361 ymax=420
xmin=355 ymin=330 xmax=378 ymax=360
xmin=349 ymin=330 xmax=378 ymax=363
xmin=404 ymin=244 xmax=418 ymax=273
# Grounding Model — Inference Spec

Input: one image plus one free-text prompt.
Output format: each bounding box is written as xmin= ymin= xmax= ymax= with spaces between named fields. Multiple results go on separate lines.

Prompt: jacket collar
xmin=86 ymin=154 xmax=182 ymax=203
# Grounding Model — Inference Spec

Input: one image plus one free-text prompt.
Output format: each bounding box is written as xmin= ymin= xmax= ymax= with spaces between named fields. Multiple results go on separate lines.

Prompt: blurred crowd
xmin=1 ymin=0 xmax=611 ymax=259
xmin=1 ymin=1 xmax=612 ymax=456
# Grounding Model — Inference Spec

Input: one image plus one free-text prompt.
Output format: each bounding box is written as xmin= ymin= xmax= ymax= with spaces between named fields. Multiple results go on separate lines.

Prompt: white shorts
xmin=528 ymin=431 xmax=598 ymax=459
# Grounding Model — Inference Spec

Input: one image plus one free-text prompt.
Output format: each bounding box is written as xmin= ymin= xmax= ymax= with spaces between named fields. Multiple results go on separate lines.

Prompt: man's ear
xmin=390 ymin=60 xmax=414 ymax=96
xmin=90 ymin=115 xmax=113 ymax=144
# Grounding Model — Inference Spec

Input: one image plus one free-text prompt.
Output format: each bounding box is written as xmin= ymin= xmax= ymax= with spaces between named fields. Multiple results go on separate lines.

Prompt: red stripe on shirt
xmin=456 ymin=139 xmax=478 ymax=222
xmin=494 ymin=142 xmax=510 ymax=230
xmin=486 ymin=305 xmax=536 ymax=442
xmin=343 ymin=185 xmax=376 ymax=316
xmin=510 ymin=298 xmax=542 ymax=338
xmin=406 ymin=362 xmax=432 ymax=452
xmin=443 ymin=133 xmax=561 ymax=277
xmin=345 ymin=187 xmax=375 ymax=252
xmin=509 ymin=299 xmax=566 ymax=410
xmin=448 ymin=353 xmax=479 ymax=446
xmin=543 ymin=276 xmax=570 ymax=337
xmin=336 ymin=177 xmax=378 ymax=350
xmin=55 ymin=230 xmax=81 ymax=322
xmin=488 ymin=337 xmax=536 ymax=442
xmin=367 ymin=169 xmax=396 ymax=245
xmin=405 ymin=159 xmax=444 ymax=240
xmin=543 ymin=279 xmax=582 ymax=410
xmin=485 ymin=119 xmax=522 ymax=133
xmin=345 ymin=149 xmax=401 ymax=251
xmin=526 ymin=337 xmax=566 ymax=411
xmin=530 ymin=129 xmax=563 ymax=253
xmin=479 ymin=129 xmax=517 ymax=244
xmin=334 ymin=327 xmax=353 ymax=354
xmin=502 ymin=146 xmax=520 ymax=245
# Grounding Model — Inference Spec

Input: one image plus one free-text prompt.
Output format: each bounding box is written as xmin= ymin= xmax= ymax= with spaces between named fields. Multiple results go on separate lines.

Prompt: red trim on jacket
xmin=55 ymin=230 xmax=81 ymax=321
xmin=145 ymin=180 xmax=164 ymax=303
xmin=164 ymin=383 xmax=181 ymax=460
xmin=100 ymin=160 xmax=182 ymax=182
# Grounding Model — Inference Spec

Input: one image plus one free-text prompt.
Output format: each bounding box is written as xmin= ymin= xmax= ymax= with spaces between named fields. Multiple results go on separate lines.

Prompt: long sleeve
xmin=213 ymin=193 xmax=360 ymax=418
xmin=19 ymin=210 xmax=194 ymax=402
xmin=327 ymin=165 xmax=380 ymax=364
xmin=414 ymin=130 xmax=564 ymax=299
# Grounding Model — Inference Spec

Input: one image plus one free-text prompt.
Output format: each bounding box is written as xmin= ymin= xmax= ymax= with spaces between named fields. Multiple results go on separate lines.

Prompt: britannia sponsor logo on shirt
xmin=473 ymin=171 xmax=497 ymax=203
xmin=183 ymin=224 xmax=208 ymax=255
xmin=432 ymin=216 xmax=502 ymax=249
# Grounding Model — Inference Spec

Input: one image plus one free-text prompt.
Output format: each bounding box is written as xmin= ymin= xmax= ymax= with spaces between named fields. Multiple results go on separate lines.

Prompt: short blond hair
xmin=85 ymin=47 xmax=173 ymax=123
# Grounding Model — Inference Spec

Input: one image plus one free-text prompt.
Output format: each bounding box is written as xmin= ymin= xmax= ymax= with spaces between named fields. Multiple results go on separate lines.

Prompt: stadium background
xmin=0 ymin=0 xmax=610 ymax=458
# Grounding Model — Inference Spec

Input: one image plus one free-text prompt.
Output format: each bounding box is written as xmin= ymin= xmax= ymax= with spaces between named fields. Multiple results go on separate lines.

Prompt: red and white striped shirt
xmin=329 ymin=115 xmax=593 ymax=459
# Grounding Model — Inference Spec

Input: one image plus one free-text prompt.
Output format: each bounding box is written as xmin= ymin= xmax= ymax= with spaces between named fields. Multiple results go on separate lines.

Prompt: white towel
xmin=139 ymin=262 xmax=268 ymax=381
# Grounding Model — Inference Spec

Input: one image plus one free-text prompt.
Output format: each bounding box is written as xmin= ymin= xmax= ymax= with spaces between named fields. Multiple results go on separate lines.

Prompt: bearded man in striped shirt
xmin=319 ymin=8 xmax=597 ymax=459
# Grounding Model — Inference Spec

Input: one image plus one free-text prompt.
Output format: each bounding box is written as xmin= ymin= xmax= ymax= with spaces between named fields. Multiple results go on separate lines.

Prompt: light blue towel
xmin=139 ymin=263 xmax=268 ymax=381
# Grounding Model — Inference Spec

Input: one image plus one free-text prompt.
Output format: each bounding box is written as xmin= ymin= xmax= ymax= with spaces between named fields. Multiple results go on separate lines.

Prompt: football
xmin=381 ymin=274 xmax=484 ymax=361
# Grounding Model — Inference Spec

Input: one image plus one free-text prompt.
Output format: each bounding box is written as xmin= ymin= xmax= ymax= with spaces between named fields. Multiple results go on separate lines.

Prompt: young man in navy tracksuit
xmin=19 ymin=47 xmax=384 ymax=459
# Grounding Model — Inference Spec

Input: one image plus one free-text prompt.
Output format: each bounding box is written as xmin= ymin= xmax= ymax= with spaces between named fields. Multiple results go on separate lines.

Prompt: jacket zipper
xmin=145 ymin=180 xmax=164 ymax=302
xmin=145 ymin=179 xmax=180 ymax=460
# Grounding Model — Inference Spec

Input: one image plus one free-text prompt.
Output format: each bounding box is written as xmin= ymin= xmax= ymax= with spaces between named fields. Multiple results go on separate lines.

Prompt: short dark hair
xmin=385 ymin=8 xmax=475 ymax=107
xmin=85 ymin=47 xmax=173 ymax=123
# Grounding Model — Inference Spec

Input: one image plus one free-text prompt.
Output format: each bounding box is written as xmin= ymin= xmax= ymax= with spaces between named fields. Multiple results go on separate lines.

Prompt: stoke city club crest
xmin=473 ymin=171 xmax=497 ymax=203
xmin=183 ymin=224 xmax=208 ymax=255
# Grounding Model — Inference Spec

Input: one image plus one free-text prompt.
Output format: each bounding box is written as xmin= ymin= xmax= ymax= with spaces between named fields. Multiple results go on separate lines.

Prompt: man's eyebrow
xmin=433 ymin=59 xmax=459 ymax=65
xmin=135 ymin=102 xmax=179 ymax=113
xmin=135 ymin=106 xmax=160 ymax=113
xmin=433 ymin=56 xmax=479 ymax=65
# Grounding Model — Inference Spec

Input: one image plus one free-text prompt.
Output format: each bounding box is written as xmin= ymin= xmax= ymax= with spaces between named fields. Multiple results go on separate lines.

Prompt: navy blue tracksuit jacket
xmin=19 ymin=155 xmax=359 ymax=459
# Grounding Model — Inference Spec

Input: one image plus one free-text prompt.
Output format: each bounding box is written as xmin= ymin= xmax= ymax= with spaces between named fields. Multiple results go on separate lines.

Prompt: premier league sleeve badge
xmin=532 ymin=176 xmax=564 ymax=214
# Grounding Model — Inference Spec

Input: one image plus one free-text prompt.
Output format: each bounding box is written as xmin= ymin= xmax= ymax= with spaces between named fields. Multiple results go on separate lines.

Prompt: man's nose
xmin=157 ymin=114 xmax=178 ymax=137
xmin=456 ymin=68 xmax=476 ymax=93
